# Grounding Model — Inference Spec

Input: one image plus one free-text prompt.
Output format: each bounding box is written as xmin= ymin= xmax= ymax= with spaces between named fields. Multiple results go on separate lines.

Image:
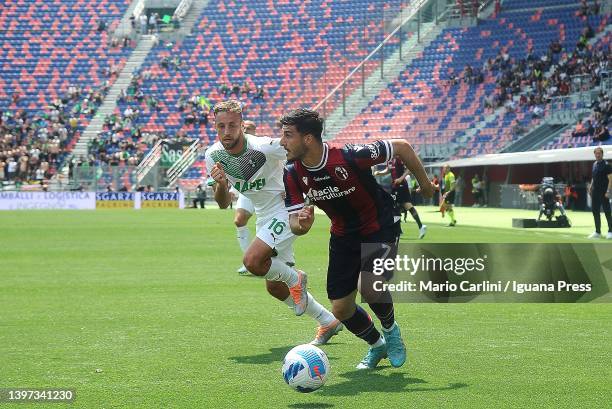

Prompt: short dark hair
xmin=279 ymin=109 xmax=324 ymax=142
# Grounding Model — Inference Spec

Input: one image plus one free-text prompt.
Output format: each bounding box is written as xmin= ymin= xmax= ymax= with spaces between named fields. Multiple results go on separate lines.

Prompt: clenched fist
xmin=210 ymin=162 xmax=228 ymax=187
xmin=297 ymin=205 xmax=315 ymax=232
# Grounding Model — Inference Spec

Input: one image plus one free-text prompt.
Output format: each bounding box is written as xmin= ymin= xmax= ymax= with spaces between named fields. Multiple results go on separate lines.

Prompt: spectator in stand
xmin=493 ymin=0 xmax=501 ymax=17
xmin=232 ymin=83 xmax=241 ymax=97
xmin=572 ymin=120 xmax=587 ymax=137
xmin=531 ymin=105 xmax=544 ymax=119
xmin=6 ymin=156 xmax=17 ymax=180
xmin=558 ymin=80 xmax=570 ymax=96
xmin=175 ymin=95 xmax=186 ymax=111
xmin=18 ymin=154 xmax=29 ymax=180
xmin=241 ymin=81 xmax=251 ymax=97
xmin=254 ymin=85 xmax=265 ymax=100
xmin=34 ymin=167 xmax=45 ymax=182
xmin=123 ymin=106 xmax=134 ymax=120
xmin=585 ymin=120 xmax=595 ymax=137
xmin=484 ymin=94 xmax=495 ymax=111
xmin=148 ymin=13 xmax=158 ymax=34
xmin=578 ymin=0 xmax=589 ymax=17
xmin=576 ymin=33 xmax=588 ymax=51
xmin=0 ymin=95 xmax=93 ymax=186
xmin=139 ymin=13 xmax=148 ymax=33
xmin=172 ymin=15 xmax=180 ymax=30
xmin=185 ymin=110 xmax=196 ymax=125
xmin=549 ymin=40 xmax=562 ymax=55
xmin=199 ymin=110 xmax=209 ymax=126
xmin=172 ymin=56 xmax=182 ymax=70
xmin=463 ymin=64 xmax=473 ymax=83
xmin=594 ymin=125 xmax=610 ymax=142
xmin=219 ymin=83 xmax=230 ymax=97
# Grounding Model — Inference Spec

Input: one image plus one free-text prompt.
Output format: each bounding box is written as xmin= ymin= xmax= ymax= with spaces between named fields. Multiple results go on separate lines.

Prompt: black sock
xmin=369 ymin=303 xmax=395 ymax=330
xmin=409 ymin=207 xmax=422 ymax=228
xmin=341 ymin=305 xmax=381 ymax=345
xmin=593 ymin=211 xmax=601 ymax=234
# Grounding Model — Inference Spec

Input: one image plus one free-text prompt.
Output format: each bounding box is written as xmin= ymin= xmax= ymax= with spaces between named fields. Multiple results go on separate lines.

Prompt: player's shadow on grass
xmin=318 ymin=369 xmax=467 ymax=397
xmin=230 ymin=346 xmax=341 ymax=365
xmin=287 ymin=404 xmax=334 ymax=409
xmin=229 ymin=346 xmax=289 ymax=365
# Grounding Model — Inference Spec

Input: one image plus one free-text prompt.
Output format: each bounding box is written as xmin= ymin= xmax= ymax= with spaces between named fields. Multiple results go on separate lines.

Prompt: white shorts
xmin=236 ymin=193 xmax=255 ymax=215
xmin=256 ymin=210 xmax=296 ymax=265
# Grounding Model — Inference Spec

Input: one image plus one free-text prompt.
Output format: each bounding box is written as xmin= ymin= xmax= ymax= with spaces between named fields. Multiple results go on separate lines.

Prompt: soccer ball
xmin=281 ymin=344 xmax=330 ymax=393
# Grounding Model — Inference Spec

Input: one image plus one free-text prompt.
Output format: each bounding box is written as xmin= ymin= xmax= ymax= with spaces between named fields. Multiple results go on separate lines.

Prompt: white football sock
xmin=264 ymin=259 xmax=299 ymax=287
xmin=372 ymin=335 xmax=385 ymax=348
xmin=236 ymin=226 xmax=250 ymax=253
xmin=305 ymin=294 xmax=336 ymax=326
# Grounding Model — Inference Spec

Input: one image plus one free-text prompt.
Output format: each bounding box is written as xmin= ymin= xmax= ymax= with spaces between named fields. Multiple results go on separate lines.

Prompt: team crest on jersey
xmin=335 ymin=166 xmax=349 ymax=180
xmin=302 ymin=176 xmax=309 ymax=186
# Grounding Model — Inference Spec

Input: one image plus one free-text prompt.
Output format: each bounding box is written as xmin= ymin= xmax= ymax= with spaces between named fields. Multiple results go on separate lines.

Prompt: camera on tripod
xmin=537 ymin=177 xmax=571 ymax=227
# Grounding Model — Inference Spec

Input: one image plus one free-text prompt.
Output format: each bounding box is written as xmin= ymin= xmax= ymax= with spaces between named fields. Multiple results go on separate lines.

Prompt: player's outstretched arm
xmin=289 ymin=206 xmax=314 ymax=236
xmin=390 ymin=139 xmax=434 ymax=198
xmin=210 ymin=162 xmax=232 ymax=209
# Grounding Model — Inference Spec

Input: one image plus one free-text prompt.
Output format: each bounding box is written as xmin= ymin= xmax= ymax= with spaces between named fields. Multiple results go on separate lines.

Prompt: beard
xmin=221 ymin=134 xmax=242 ymax=151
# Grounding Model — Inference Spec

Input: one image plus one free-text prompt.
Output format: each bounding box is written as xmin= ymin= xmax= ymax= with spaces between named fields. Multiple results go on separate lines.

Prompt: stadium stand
xmin=1 ymin=0 xmax=609 ymax=191
xmin=544 ymin=88 xmax=611 ymax=149
xmin=120 ymin=0 xmax=403 ymax=138
xmin=0 ymin=0 xmax=133 ymax=188
xmin=105 ymin=0 xmax=408 ymax=189
xmin=334 ymin=0 xmax=609 ymax=157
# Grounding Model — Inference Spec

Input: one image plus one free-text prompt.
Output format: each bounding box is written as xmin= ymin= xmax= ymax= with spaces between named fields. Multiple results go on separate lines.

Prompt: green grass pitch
xmin=1 ymin=207 xmax=611 ymax=408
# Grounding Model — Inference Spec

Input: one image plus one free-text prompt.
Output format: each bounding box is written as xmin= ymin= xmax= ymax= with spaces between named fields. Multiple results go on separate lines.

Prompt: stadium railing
xmin=166 ymin=139 xmax=202 ymax=188
xmin=312 ymin=0 xmax=441 ymax=119
xmin=136 ymin=139 xmax=164 ymax=185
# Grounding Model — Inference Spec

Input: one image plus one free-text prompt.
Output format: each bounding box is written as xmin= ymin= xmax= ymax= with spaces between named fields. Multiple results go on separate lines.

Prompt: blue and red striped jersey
xmin=284 ymin=140 xmax=397 ymax=236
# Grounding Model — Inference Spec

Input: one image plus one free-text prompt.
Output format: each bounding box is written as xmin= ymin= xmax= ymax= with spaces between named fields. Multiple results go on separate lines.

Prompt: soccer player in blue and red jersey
xmin=280 ymin=109 xmax=434 ymax=369
xmin=374 ymin=155 xmax=427 ymax=239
